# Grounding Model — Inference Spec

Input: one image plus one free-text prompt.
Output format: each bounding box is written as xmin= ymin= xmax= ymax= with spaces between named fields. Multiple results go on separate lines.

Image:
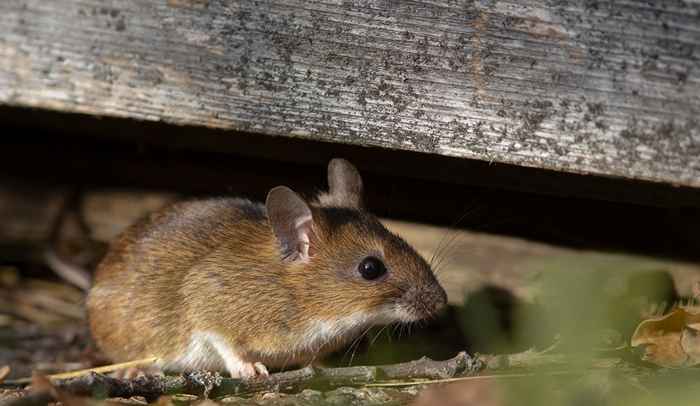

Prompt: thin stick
xmin=5 ymin=357 xmax=158 ymax=384
xmin=364 ymin=370 xmax=581 ymax=387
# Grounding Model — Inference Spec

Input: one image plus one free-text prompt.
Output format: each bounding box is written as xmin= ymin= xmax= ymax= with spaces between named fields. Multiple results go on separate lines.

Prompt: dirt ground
xmin=2 ymin=217 xmax=700 ymax=405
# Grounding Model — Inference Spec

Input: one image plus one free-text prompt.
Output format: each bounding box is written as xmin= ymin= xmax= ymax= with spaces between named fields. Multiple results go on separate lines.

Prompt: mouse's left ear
xmin=317 ymin=158 xmax=364 ymax=208
xmin=266 ymin=186 xmax=314 ymax=262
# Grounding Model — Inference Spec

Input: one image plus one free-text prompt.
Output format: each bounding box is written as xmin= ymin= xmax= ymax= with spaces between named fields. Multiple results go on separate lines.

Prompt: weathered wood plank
xmin=1 ymin=1 xmax=699 ymax=186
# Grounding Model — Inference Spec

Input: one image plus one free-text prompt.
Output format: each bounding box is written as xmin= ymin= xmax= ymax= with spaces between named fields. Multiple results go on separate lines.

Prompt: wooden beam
xmin=0 ymin=1 xmax=698 ymax=187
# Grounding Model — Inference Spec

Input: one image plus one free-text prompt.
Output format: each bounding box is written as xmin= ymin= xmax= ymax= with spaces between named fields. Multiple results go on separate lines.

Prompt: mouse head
xmin=266 ymin=159 xmax=447 ymax=326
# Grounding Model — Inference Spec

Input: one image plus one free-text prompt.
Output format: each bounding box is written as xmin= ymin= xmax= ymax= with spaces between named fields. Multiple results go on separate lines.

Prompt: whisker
xmin=370 ymin=324 xmax=390 ymax=347
xmin=348 ymin=329 xmax=369 ymax=360
xmin=344 ymin=325 xmax=374 ymax=367
xmin=432 ymin=224 xmax=473 ymax=277
xmin=342 ymin=330 xmax=364 ymax=364
xmin=349 ymin=326 xmax=374 ymax=367
xmin=391 ymin=324 xmax=400 ymax=342
xmin=432 ymin=231 xmax=465 ymax=276
xmin=429 ymin=204 xmax=478 ymax=267
xmin=430 ymin=203 xmax=483 ymax=274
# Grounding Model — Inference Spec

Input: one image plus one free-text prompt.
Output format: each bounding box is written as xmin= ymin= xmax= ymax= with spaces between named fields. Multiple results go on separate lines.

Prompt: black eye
xmin=358 ymin=256 xmax=387 ymax=280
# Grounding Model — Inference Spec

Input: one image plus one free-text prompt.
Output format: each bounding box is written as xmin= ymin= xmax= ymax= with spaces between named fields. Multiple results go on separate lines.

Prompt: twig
xmin=364 ymin=370 xmax=582 ymax=387
xmin=1 ymin=352 xmax=480 ymax=405
xmin=218 ymin=351 xmax=481 ymax=396
xmin=477 ymin=350 xmax=621 ymax=370
xmin=379 ymin=352 xmax=480 ymax=380
xmin=43 ymin=250 xmax=91 ymax=292
xmin=2 ymin=349 xmax=625 ymax=406
xmin=5 ymin=358 xmax=158 ymax=385
xmin=477 ymin=350 xmax=569 ymax=370
xmin=15 ymin=292 xmax=84 ymax=320
xmin=0 ymin=392 xmax=52 ymax=406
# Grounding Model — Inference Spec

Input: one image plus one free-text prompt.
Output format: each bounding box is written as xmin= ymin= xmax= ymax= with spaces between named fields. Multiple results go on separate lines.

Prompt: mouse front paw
xmin=253 ymin=362 xmax=269 ymax=377
xmin=112 ymin=365 xmax=164 ymax=379
xmin=228 ymin=361 xmax=269 ymax=379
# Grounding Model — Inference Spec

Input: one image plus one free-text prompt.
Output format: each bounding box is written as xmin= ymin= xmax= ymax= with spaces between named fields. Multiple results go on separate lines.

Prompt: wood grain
xmin=0 ymin=0 xmax=699 ymax=186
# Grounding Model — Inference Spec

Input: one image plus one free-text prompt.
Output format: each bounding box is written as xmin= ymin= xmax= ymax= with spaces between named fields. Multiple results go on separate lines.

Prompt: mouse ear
xmin=266 ymin=186 xmax=314 ymax=262
xmin=317 ymin=158 xmax=364 ymax=208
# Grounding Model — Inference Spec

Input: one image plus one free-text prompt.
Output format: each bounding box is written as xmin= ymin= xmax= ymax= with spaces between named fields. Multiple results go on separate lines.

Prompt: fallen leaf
xmin=0 ymin=365 xmax=10 ymax=383
xmin=692 ymin=281 xmax=700 ymax=300
xmin=153 ymin=396 xmax=174 ymax=406
xmin=29 ymin=373 xmax=53 ymax=393
xmin=681 ymin=324 xmax=700 ymax=365
xmin=31 ymin=373 xmax=89 ymax=406
xmin=631 ymin=307 xmax=700 ymax=367
xmin=411 ymin=380 xmax=502 ymax=406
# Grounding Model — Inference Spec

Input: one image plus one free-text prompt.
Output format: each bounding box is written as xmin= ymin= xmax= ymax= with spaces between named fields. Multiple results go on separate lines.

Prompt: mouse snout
xmin=402 ymin=284 xmax=448 ymax=320
xmin=431 ymin=284 xmax=448 ymax=313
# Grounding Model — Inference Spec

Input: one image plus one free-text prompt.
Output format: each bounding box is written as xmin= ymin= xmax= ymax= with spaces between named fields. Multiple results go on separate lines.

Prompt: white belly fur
xmin=165 ymin=308 xmax=397 ymax=374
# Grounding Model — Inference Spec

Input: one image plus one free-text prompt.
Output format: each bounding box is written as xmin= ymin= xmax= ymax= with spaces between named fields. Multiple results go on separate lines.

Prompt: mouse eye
xmin=358 ymin=256 xmax=387 ymax=280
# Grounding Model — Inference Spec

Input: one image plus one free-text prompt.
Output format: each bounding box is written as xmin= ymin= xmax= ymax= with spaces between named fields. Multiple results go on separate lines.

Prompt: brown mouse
xmin=87 ymin=159 xmax=447 ymax=378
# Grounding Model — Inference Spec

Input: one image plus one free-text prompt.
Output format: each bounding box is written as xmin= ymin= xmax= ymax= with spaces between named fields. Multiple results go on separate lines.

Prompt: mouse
xmin=86 ymin=158 xmax=447 ymax=379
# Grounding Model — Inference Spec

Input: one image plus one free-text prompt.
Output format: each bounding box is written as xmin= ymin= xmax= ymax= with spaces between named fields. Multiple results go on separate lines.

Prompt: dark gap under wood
xmin=1 ymin=108 xmax=699 ymax=262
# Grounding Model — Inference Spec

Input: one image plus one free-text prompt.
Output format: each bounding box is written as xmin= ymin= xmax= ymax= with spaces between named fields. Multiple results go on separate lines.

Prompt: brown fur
xmin=88 ymin=165 xmax=446 ymax=372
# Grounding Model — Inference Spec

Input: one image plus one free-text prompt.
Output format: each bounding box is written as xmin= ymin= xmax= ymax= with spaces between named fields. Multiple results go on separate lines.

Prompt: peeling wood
xmin=0 ymin=0 xmax=699 ymax=187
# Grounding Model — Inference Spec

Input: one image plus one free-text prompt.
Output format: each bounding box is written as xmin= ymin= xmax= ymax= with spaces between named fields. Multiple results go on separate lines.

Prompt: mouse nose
xmin=432 ymin=285 xmax=448 ymax=312
xmin=424 ymin=287 xmax=447 ymax=316
xmin=405 ymin=285 xmax=448 ymax=318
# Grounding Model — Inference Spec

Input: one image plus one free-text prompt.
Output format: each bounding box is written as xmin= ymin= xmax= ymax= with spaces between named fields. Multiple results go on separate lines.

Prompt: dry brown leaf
xmin=0 ymin=365 xmax=10 ymax=383
xmin=194 ymin=401 xmax=220 ymax=406
xmin=411 ymin=380 xmax=502 ymax=406
xmin=692 ymin=281 xmax=700 ymax=301
xmin=153 ymin=396 xmax=175 ymax=406
xmin=631 ymin=307 xmax=700 ymax=367
xmin=681 ymin=324 xmax=700 ymax=365
xmin=31 ymin=373 xmax=90 ymax=406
